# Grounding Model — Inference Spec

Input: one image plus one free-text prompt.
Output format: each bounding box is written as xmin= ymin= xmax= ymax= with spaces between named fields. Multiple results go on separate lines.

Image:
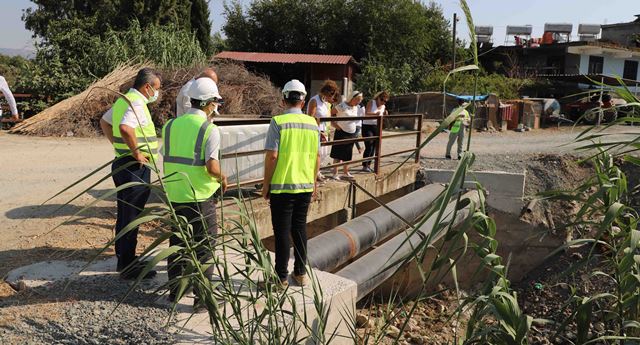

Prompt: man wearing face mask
xmin=161 ymin=77 xmax=226 ymax=308
xmin=99 ymin=68 xmax=162 ymax=279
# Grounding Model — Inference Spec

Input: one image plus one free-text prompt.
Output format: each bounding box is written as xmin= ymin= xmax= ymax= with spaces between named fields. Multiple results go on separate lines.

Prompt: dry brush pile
xmin=10 ymin=62 xmax=282 ymax=137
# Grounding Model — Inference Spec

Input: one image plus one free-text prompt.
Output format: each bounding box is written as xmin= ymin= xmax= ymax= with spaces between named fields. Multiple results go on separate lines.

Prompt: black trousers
xmin=112 ymin=156 xmax=151 ymax=270
xmin=270 ymin=192 xmax=312 ymax=280
xmin=362 ymin=124 xmax=379 ymax=167
xmin=168 ymin=199 xmax=217 ymax=297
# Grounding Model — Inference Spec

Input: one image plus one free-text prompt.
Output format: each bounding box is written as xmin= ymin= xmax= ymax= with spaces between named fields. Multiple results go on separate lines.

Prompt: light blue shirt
xmin=264 ymin=107 xmax=320 ymax=151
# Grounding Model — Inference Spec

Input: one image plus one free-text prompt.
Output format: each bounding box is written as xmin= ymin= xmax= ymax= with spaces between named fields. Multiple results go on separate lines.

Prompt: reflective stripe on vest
xmin=162 ymin=114 xmax=220 ymax=203
xmin=270 ymin=113 xmax=319 ymax=194
xmin=111 ymin=91 xmax=158 ymax=160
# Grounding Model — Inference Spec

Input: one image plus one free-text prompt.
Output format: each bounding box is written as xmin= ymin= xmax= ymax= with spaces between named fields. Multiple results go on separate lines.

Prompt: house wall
xmin=602 ymin=23 xmax=640 ymax=47
xmin=576 ymin=53 xmax=640 ymax=91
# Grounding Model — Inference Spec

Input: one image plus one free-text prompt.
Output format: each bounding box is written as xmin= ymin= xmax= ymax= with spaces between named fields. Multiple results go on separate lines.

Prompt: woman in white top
xmin=307 ymin=80 xmax=339 ymax=181
xmin=362 ymin=91 xmax=389 ymax=173
xmin=329 ymin=90 xmax=363 ymax=180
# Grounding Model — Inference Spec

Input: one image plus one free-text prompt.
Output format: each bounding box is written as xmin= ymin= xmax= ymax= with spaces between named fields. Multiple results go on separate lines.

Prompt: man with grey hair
xmin=99 ymin=67 xmax=162 ymax=279
xmin=176 ymin=67 xmax=219 ymax=117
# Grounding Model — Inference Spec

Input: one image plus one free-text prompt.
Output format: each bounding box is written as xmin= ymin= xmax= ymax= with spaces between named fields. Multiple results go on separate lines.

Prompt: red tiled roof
xmin=214 ymin=51 xmax=354 ymax=65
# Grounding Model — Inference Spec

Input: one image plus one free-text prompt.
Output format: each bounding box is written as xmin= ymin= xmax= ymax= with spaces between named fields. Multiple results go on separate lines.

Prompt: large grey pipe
xmin=306 ymin=184 xmax=445 ymax=272
xmin=336 ymin=191 xmax=480 ymax=301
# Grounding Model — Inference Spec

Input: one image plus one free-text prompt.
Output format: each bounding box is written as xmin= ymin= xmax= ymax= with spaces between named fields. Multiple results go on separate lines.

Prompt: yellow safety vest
xmin=451 ymin=108 xmax=470 ymax=134
xmin=111 ymin=90 xmax=158 ymax=161
xmin=162 ymin=114 xmax=220 ymax=203
xmin=270 ymin=113 xmax=319 ymax=194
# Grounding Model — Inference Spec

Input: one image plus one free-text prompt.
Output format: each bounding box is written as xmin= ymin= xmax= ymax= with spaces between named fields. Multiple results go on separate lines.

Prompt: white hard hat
xmin=282 ymin=79 xmax=307 ymax=100
xmin=188 ymin=77 xmax=222 ymax=102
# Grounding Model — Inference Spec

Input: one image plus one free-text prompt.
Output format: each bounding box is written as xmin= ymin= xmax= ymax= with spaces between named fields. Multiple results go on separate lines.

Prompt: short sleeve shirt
xmin=334 ymin=102 xmax=359 ymax=134
xmin=101 ymin=88 xmax=150 ymax=128
xmin=265 ymin=108 xmax=321 ymax=152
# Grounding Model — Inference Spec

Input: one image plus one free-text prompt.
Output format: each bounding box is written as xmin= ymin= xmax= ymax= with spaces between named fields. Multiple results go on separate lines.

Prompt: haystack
xmin=10 ymin=61 xmax=283 ymax=137
xmin=10 ymin=63 xmax=152 ymax=137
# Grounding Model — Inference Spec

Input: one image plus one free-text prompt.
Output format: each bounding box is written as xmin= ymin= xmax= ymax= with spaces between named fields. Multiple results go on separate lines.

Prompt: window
xmin=623 ymin=60 xmax=639 ymax=80
xmin=588 ymin=56 xmax=604 ymax=74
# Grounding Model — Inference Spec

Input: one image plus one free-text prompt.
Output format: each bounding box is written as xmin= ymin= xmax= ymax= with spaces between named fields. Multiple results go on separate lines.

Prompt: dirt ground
xmin=1 ymin=124 xmax=640 ymax=343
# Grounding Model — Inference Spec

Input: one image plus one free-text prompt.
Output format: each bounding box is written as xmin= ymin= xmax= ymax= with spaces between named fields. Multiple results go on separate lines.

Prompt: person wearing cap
xmin=362 ymin=91 xmax=389 ymax=173
xmin=176 ymin=67 xmax=219 ymax=117
xmin=263 ymin=79 xmax=320 ymax=287
xmin=329 ymin=90 xmax=363 ymax=180
xmin=99 ymin=68 xmax=162 ymax=280
xmin=445 ymin=98 xmax=470 ymax=160
xmin=162 ymin=77 xmax=227 ymax=308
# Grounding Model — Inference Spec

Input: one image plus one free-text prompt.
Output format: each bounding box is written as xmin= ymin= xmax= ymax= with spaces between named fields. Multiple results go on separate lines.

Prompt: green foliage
xmin=422 ymin=69 xmax=534 ymax=99
xmin=19 ymin=0 xmax=213 ymax=106
xmin=190 ymin=0 xmax=214 ymax=55
xmin=23 ymin=0 xmax=211 ymax=50
xmin=223 ymin=0 xmax=452 ymax=95
xmin=0 ymin=54 xmax=31 ymax=86
xmin=18 ymin=21 xmax=206 ymax=105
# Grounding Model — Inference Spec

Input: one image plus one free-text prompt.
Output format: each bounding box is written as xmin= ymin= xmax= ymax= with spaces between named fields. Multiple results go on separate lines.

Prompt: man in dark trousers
xmin=100 ymin=68 xmax=161 ymax=279
xmin=262 ymin=79 xmax=320 ymax=287
xmin=162 ymin=77 xmax=226 ymax=309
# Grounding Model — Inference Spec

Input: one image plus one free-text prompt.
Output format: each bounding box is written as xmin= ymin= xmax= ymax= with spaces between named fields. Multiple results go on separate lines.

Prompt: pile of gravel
xmin=0 ymin=275 xmax=175 ymax=344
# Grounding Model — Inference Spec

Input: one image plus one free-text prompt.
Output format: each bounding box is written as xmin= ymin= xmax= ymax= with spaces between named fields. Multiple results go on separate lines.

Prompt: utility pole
xmin=452 ymin=13 xmax=457 ymax=69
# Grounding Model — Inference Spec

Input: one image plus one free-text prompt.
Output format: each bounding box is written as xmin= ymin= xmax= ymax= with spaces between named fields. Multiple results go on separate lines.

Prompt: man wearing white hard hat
xmin=262 ymin=79 xmax=320 ymax=287
xmin=161 ymin=77 xmax=227 ymax=310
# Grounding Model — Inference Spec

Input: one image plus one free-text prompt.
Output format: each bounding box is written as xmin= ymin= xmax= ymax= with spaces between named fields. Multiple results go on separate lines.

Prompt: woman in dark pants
xmin=362 ymin=91 xmax=389 ymax=173
xmin=330 ymin=91 xmax=363 ymax=180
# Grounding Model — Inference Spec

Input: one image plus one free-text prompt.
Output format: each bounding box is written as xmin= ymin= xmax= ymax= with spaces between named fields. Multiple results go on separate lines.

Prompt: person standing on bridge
xmin=329 ymin=90 xmax=363 ymax=180
xmin=362 ymin=91 xmax=389 ymax=173
xmin=162 ymin=77 xmax=227 ymax=308
xmin=307 ymin=80 xmax=338 ymax=182
xmin=262 ymin=79 xmax=320 ymax=287
xmin=445 ymin=98 xmax=470 ymax=160
xmin=99 ymin=68 xmax=162 ymax=279
xmin=176 ymin=68 xmax=219 ymax=117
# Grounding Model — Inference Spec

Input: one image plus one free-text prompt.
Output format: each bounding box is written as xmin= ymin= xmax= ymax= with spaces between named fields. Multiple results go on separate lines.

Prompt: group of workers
xmin=99 ymin=68 xmax=323 ymax=311
xmin=99 ymin=67 xmax=472 ymax=311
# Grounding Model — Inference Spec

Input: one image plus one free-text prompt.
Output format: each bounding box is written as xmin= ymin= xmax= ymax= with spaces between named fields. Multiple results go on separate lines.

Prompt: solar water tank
xmin=506 ymin=25 xmax=532 ymax=35
xmin=544 ymin=23 xmax=573 ymax=33
xmin=578 ymin=24 xmax=601 ymax=35
xmin=475 ymin=26 xmax=493 ymax=36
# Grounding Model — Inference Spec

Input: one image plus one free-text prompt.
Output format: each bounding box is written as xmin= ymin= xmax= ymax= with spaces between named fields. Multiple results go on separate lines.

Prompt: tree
xmin=23 ymin=0 xmax=212 ymax=55
xmin=222 ymin=0 xmax=452 ymax=94
xmin=190 ymin=0 xmax=214 ymax=55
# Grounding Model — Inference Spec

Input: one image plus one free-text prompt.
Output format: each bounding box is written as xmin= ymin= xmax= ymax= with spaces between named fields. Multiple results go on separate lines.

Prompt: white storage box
xmin=218 ymin=124 xmax=270 ymax=184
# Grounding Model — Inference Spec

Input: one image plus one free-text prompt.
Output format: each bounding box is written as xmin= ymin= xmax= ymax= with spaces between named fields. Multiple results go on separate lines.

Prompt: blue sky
xmin=0 ymin=0 xmax=636 ymax=51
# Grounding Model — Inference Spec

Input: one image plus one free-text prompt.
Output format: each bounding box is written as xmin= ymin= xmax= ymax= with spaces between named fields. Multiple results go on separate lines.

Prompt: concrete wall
xmin=422 ymin=169 xmax=526 ymax=215
xmin=223 ymin=163 xmax=421 ymax=240
xmin=602 ymin=23 xmax=640 ymax=47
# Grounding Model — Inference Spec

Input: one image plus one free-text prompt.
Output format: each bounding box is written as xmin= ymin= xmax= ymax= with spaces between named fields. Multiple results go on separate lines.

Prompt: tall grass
xmin=539 ymin=83 xmax=640 ymax=344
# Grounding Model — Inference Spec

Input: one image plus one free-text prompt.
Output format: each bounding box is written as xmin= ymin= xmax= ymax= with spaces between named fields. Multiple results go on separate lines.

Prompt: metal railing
xmin=213 ymin=113 xmax=423 ymax=187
